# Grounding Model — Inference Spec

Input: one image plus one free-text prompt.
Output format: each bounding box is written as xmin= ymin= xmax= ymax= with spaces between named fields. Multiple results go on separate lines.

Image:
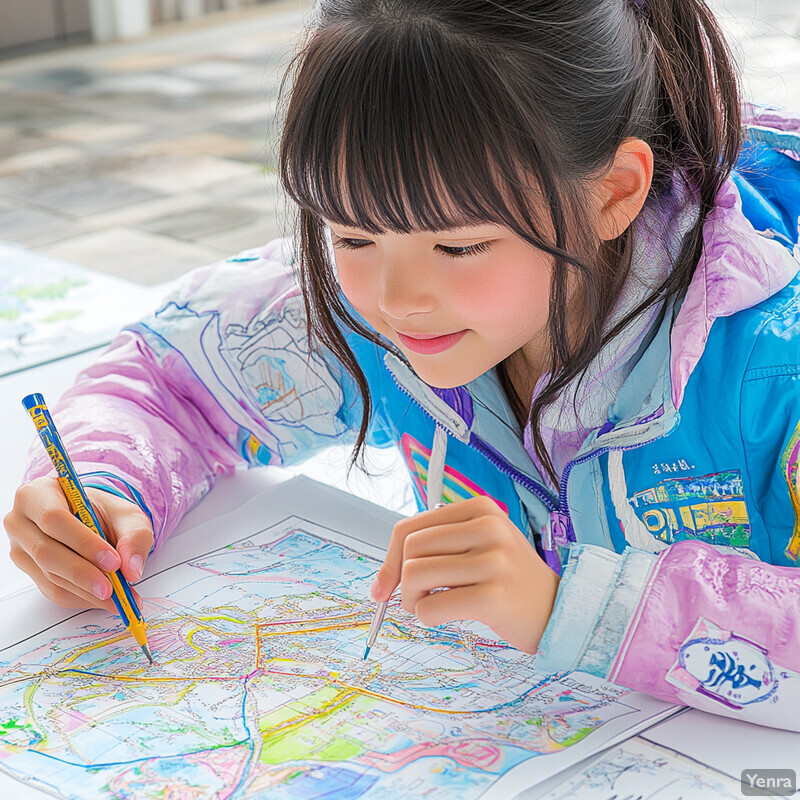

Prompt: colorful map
xmin=0 ymin=517 xmax=671 ymax=799
xmin=0 ymin=241 xmax=160 ymax=376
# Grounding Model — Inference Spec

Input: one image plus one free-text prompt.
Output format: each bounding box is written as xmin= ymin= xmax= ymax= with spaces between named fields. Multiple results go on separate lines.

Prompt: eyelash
xmin=332 ymin=238 xmax=493 ymax=259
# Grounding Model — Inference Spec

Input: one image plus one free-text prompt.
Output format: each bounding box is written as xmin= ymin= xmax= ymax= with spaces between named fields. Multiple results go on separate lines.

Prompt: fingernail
xmin=96 ymin=550 xmax=120 ymax=571
xmin=370 ymin=576 xmax=381 ymax=599
xmin=129 ymin=555 xmax=143 ymax=581
xmin=93 ymin=580 xmax=110 ymax=600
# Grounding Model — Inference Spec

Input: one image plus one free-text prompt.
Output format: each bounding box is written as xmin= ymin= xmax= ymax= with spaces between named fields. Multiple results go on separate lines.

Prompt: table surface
xmin=1 ymin=348 xmax=798 ymax=795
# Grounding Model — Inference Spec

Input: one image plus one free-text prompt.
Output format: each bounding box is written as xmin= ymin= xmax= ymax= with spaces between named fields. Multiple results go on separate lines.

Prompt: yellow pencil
xmin=23 ymin=393 xmax=153 ymax=664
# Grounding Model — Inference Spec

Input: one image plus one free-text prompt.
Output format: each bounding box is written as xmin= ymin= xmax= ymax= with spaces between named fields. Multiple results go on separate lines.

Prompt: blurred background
xmin=0 ymin=0 xmax=797 ymax=286
xmin=0 ymin=0 xmax=312 ymax=286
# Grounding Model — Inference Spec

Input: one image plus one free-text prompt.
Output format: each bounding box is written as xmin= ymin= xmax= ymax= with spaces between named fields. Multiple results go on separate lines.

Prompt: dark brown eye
xmin=438 ymin=241 xmax=493 ymax=258
xmin=332 ymin=238 xmax=372 ymax=250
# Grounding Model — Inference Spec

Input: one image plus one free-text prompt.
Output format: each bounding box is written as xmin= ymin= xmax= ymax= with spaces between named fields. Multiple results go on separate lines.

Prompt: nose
xmin=377 ymin=258 xmax=437 ymax=319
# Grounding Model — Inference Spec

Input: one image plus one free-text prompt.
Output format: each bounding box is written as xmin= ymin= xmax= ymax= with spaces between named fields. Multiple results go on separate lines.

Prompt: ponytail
xmin=642 ymin=0 xmax=742 ymax=279
xmin=643 ymin=0 xmax=741 ymax=190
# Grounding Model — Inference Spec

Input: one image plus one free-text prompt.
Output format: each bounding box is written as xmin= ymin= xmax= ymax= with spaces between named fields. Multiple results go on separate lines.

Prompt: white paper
xmin=538 ymin=736 xmax=742 ymax=798
xmin=642 ymin=708 xmax=800 ymax=774
xmin=0 ymin=477 xmax=680 ymax=799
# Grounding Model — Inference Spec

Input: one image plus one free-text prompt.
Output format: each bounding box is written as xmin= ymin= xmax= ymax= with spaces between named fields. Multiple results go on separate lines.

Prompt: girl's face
xmin=326 ymin=221 xmax=553 ymax=389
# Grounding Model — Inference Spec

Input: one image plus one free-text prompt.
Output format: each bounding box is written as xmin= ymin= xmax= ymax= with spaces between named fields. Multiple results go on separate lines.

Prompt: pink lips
xmin=396 ymin=330 xmax=468 ymax=355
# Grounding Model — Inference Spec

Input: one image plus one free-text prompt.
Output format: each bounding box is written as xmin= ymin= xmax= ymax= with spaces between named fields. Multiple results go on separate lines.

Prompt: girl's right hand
xmin=3 ymin=477 xmax=154 ymax=612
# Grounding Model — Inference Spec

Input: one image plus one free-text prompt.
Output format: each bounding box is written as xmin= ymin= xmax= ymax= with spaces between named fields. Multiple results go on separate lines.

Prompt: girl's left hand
xmin=371 ymin=496 xmax=560 ymax=653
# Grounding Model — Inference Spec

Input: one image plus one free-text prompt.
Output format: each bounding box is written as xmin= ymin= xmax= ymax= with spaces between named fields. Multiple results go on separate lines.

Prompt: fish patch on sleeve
xmin=665 ymin=617 xmax=797 ymax=710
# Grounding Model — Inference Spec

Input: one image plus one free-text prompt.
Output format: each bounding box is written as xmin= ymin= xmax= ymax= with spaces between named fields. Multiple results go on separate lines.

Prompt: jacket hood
xmin=670 ymin=175 xmax=799 ymax=409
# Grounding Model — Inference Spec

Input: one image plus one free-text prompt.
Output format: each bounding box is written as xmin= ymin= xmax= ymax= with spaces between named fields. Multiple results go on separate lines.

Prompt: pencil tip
xmin=363 ymin=646 xmax=371 ymax=661
xmin=142 ymin=644 xmax=154 ymax=664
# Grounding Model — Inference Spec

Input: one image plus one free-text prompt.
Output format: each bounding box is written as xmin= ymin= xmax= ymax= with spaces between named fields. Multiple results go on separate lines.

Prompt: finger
xmin=414 ymin=585 xmax=490 ymax=629
xmin=93 ymin=497 xmax=153 ymax=583
xmin=26 ymin=492 xmax=121 ymax=573
xmin=401 ymin=554 xmax=483 ymax=613
xmin=413 ymin=496 xmax=505 ymax=527
xmin=11 ymin=546 xmax=117 ymax=613
xmin=372 ymin=499 xmax=500 ymax=601
xmin=13 ymin=515 xmax=116 ymax=602
xmin=402 ymin=519 xmax=492 ymax=560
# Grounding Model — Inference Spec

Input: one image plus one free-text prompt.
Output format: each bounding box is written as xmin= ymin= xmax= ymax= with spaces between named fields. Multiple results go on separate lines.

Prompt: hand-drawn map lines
xmin=0 ymin=517 xmax=646 ymax=800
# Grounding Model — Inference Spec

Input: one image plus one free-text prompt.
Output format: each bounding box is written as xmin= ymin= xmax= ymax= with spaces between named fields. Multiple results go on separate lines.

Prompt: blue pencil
xmin=23 ymin=393 xmax=154 ymax=664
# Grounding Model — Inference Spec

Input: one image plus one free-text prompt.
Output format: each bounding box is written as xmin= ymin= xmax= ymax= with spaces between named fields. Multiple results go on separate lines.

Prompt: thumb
xmin=373 ymin=506 xmax=442 ymax=601
xmin=89 ymin=491 xmax=154 ymax=584
xmin=115 ymin=513 xmax=154 ymax=583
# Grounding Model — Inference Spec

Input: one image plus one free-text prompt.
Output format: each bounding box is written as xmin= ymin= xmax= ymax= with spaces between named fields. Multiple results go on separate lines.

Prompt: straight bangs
xmin=279 ymin=22 xmax=564 ymax=248
xmin=276 ymin=11 xmax=604 ymax=476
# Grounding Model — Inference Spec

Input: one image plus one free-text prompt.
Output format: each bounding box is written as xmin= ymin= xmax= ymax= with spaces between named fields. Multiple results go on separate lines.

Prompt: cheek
xmin=446 ymin=277 xmax=493 ymax=322
xmin=336 ymin=258 xmax=378 ymax=315
xmin=449 ymin=256 xmax=550 ymax=330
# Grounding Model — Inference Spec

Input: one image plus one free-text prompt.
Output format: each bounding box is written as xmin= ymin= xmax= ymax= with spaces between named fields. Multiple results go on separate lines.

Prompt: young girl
xmin=6 ymin=0 xmax=800 ymax=731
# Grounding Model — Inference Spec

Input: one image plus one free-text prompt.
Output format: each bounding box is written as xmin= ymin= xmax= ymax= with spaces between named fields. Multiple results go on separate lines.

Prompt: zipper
xmin=388 ymin=368 xmax=559 ymax=510
xmin=469 ymin=435 xmax=559 ymax=511
xmin=552 ymin=403 xmax=671 ymax=540
xmin=553 ymin=432 xmax=667 ymax=544
xmin=388 ymin=365 xmax=670 ymax=550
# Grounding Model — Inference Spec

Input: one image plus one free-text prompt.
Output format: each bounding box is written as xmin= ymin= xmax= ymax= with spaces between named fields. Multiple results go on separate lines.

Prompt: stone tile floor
xmin=0 ymin=1 xmax=311 ymax=284
xmin=0 ymin=0 xmax=797 ymax=286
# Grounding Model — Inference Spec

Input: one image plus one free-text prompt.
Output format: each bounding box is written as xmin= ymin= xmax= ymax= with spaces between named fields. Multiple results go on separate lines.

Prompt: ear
xmin=594 ymin=138 xmax=654 ymax=241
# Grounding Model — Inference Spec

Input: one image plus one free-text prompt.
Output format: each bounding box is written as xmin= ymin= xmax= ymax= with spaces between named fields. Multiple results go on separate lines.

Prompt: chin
xmin=409 ymin=362 xmax=485 ymax=390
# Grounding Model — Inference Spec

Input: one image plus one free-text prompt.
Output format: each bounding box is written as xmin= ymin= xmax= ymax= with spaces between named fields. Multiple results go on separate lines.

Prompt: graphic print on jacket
xmin=627 ymin=469 xmax=751 ymax=550
xmin=400 ymin=433 xmax=508 ymax=512
xmin=780 ymin=418 xmax=800 ymax=562
xmin=223 ymin=293 xmax=345 ymax=454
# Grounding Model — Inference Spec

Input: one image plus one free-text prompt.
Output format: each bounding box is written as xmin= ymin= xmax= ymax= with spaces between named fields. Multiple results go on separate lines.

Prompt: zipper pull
xmin=549 ymin=510 xmax=576 ymax=546
xmin=542 ymin=511 xmax=574 ymax=576
xmin=543 ymin=548 xmax=563 ymax=575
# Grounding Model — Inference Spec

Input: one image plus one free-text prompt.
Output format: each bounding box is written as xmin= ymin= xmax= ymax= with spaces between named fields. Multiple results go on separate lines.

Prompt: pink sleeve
xmin=22 ymin=238 xmax=353 ymax=547
xmin=534 ymin=540 xmax=800 ymax=731
xmin=22 ymin=327 xmax=246 ymax=547
xmin=609 ymin=541 xmax=800 ymax=728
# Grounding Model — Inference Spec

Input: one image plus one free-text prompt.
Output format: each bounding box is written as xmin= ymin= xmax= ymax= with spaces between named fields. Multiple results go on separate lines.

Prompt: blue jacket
xmin=26 ymin=104 xmax=800 ymax=731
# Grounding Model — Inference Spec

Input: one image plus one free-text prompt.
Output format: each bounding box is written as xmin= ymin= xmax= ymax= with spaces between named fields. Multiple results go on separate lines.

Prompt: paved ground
xmin=0 ymin=0 xmax=797 ymax=285
xmin=0 ymin=1 xmax=312 ymax=284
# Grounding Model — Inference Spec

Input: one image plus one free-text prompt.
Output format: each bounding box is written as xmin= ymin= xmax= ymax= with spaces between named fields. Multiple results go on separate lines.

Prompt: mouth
xmin=396 ymin=330 xmax=468 ymax=355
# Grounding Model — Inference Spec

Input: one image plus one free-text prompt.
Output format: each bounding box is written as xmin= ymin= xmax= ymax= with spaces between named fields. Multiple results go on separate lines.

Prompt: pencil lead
xmin=363 ymin=645 xmax=371 ymax=661
xmin=142 ymin=644 xmax=154 ymax=664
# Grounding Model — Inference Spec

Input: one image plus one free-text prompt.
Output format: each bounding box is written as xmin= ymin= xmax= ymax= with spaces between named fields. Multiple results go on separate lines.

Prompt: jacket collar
xmin=385 ymin=351 xmax=559 ymax=517
xmin=383 ymin=172 xmax=799 ymax=473
xmin=384 ymin=353 xmax=472 ymax=442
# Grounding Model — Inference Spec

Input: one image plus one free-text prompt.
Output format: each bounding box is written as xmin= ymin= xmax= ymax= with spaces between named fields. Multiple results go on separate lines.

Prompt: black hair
xmin=278 ymin=0 xmax=742 ymax=487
